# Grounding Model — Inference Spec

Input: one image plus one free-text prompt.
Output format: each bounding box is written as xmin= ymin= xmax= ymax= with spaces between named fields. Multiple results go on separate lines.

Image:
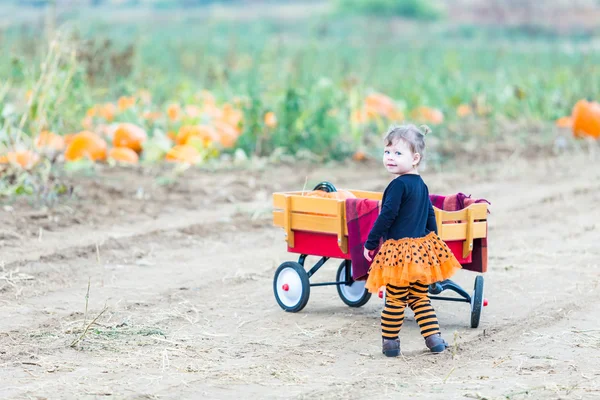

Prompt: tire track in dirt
xmin=1 ymin=200 xmax=269 ymax=267
xmin=0 ymin=214 xmax=270 ymax=333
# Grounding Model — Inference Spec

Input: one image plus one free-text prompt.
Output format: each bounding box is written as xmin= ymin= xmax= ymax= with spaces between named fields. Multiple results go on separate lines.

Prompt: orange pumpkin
xmin=412 ymin=106 xmax=444 ymax=125
xmin=142 ymin=111 xmax=163 ymax=122
xmin=264 ymin=111 xmax=277 ymax=128
xmin=177 ymin=125 xmax=219 ymax=146
xmin=165 ymin=145 xmax=201 ymax=164
xmin=98 ymin=103 xmax=116 ymax=122
xmin=555 ymin=116 xmax=572 ymax=128
xmin=222 ymin=103 xmax=243 ymax=128
xmin=64 ymin=131 xmax=107 ymax=162
xmin=109 ymin=147 xmax=139 ymax=164
xmin=365 ymin=93 xmax=397 ymax=120
xmin=352 ymin=150 xmax=367 ymax=162
xmin=306 ymin=190 xmax=356 ymax=200
xmin=2 ymin=150 xmax=40 ymax=169
xmin=117 ymin=96 xmax=136 ymax=111
xmin=35 ymin=131 xmax=65 ymax=151
xmin=571 ymin=100 xmax=600 ymax=139
xmin=457 ymin=104 xmax=473 ymax=118
xmin=112 ymin=123 xmax=147 ymax=153
xmin=167 ymin=104 xmax=181 ymax=122
xmin=214 ymin=121 xmax=239 ymax=148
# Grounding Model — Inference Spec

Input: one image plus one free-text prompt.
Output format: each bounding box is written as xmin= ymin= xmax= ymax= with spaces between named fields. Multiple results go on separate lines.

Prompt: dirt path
xmin=1 ymin=151 xmax=599 ymax=400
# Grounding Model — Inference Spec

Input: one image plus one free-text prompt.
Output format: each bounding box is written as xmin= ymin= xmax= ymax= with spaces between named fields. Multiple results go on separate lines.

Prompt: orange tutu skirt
xmin=365 ymin=231 xmax=462 ymax=293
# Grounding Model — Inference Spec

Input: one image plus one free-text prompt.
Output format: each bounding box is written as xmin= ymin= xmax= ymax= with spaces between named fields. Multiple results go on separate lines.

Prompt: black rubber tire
xmin=273 ymin=261 xmax=310 ymax=313
xmin=470 ymin=275 xmax=484 ymax=328
xmin=336 ymin=261 xmax=371 ymax=308
xmin=312 ymin=181 xmax=337 ymax=192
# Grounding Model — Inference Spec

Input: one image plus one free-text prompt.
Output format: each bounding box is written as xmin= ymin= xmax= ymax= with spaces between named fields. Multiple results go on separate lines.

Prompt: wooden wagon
xmin=272 ymin=182 xmax=489 ymax=328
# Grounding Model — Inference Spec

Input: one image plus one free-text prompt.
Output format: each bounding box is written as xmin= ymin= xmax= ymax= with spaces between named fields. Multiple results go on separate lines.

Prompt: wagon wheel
xmin=470 ymin=275 xmax=484 ymax=328
xmin=312 ymin=181 xmax=337 ymax=192
xmin=273 ymin=261 xmax=310 ymax=313
xmin=336 ymin=261 xmax=371 ymax=307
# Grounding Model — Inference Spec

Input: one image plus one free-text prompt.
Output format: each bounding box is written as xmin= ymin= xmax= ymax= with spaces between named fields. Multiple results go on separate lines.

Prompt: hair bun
xmin=419 ymin=124 xmax=432 ymax=136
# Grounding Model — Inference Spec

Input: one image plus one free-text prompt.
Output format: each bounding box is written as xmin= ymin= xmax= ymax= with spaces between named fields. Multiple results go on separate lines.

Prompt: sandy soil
xmin=1 ymin=148 xmax=599 ymax=400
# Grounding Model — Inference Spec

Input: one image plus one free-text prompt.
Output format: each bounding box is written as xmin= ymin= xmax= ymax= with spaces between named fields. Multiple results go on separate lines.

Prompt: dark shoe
xmin=425 ymin=333 xmax=448 ymax=353
xmin=382 ymin=338 xmax=400 ymax=357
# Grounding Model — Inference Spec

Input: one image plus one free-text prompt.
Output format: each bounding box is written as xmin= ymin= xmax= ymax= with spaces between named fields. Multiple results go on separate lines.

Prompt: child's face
xmin=383 ymin=139 xmax=420 ymax=175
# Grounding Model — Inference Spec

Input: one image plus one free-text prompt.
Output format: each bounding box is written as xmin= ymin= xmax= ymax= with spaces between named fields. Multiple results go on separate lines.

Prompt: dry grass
xmin=4 ymin=30 xmax=77 ymax=150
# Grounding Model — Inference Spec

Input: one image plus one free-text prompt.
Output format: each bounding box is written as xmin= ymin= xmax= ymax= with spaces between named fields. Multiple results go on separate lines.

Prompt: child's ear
xmin=413 ymin=152 xmax=421 ymax=165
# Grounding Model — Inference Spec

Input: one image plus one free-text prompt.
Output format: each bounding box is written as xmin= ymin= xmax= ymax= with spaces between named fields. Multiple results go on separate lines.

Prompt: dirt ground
xmin=1 ymin=147 xmax=600 ymax=400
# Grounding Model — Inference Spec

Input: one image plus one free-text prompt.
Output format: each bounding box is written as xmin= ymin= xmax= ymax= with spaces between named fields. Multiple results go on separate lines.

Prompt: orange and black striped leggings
xmin=382 ymin=282 xmax=440 ymax=340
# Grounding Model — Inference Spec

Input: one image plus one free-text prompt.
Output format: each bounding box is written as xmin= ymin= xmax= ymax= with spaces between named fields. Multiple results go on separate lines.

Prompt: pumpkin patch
xmin=571 ymin=100 xmax=600 ymax=139
xmin=5 ymin=86 xmax=598 ymax=181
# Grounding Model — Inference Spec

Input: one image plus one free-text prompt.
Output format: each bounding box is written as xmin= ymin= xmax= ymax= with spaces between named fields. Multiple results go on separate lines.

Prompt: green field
xmin=1 ymin=1 xmax=598 ymax=163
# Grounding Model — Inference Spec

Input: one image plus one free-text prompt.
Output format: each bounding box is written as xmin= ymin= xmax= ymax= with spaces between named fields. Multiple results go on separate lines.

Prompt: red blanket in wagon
xmin=345 ymin=193 xmax=490 ymax=281
xmin=429 ymin=193 xmax=490 ymax=273
xmin=345 ymin=198 xmax=381 ymax=281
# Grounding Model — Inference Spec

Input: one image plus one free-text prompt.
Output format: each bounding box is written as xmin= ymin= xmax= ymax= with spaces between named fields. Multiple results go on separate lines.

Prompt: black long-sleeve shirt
xmin=365 ymin=174 xmax=438 ymax=250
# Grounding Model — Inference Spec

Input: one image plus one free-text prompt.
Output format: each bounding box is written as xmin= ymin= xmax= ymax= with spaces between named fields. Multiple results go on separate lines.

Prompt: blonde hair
xmin=383 ymin=124 xmax=431 ymax=164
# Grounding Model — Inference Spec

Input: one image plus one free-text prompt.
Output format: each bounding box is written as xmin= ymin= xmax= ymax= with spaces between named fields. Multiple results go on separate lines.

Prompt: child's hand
xmin=364 ymin=247 xmax=373 ymax=262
